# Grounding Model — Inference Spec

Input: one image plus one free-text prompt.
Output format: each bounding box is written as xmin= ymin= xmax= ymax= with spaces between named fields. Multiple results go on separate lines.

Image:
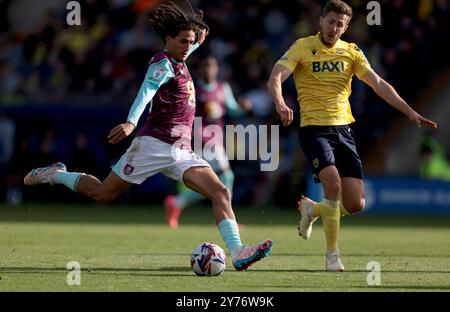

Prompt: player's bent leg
xmin=24 ymin=162 xmax=86 ymax=193
xmin=183 ymin=166 xmax=235 ymax=223
xmin=317 ymin=166 xmax=344 ymax=271
xmin=341 ymin=177 xmax=365 ymax=215
xmin=165 ymin=168 xmax=235 ymax=229
xmin=218 ymin=169 xmax=234 ymax=195
xmin=76 ymin=171 xmax=132 ymax=203
xmin=298 ymin=166 xmax=341 ymax=241
xmin=183 ymin=166 xmax=272 ymax=271
xmin=320 ymin=166 xmax=342 ymax=200
xmin=24 ymin=163 xmax=131 ymax=203
xmin=218 ymin=169 xmax=245 ymax=230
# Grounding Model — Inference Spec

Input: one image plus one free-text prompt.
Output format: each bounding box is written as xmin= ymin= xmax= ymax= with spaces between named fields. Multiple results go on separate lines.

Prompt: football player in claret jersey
xmin=24 ymin=1 xmax=272 ymax=271
xmin=267 ymin=0 xmax=437 ymax=271
xmin=164 ymin=55 xmax=251 ymax=229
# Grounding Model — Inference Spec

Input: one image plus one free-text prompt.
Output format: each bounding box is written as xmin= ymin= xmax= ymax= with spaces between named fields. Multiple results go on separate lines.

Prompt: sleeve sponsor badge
xmin=151 ymin=66 xmax=166 ymax=81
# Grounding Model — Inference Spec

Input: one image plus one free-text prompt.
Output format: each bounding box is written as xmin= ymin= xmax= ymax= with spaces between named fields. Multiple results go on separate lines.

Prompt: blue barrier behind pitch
xmin=307 ymin=176 xmax=450 ymax=214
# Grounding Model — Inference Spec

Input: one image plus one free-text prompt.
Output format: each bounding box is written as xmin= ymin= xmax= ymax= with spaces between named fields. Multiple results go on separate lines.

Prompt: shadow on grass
xmin=253 ymin=268 xmax=450 ymax=274
xmin=274 ymin=253 xmax=450 ymax=258
xmin=1 ymin=203 xmax=450 ymax=228
xmin=0 ymin=266 xmax=194 ymax=278
xmin=238 ymin=284 xmax=450 ymax=291
xmin=2 ymin=266 xmax=450 ymax=275
xmin=351 ymin=285 xmax=450 ymax=291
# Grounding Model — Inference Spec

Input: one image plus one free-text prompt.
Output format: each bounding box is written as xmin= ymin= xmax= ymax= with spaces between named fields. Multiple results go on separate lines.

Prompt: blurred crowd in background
xmin=1 ymin=0 xmax=450 ymax=206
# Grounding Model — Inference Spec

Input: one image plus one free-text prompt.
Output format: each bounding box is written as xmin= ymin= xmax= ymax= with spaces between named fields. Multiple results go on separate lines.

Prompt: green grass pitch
xmin=1 ymin=203 xmax=449 ymax=291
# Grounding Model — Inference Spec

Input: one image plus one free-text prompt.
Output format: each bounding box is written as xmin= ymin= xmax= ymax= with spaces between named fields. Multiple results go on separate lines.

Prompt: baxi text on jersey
xmin=312 ymin=61 xmax=346 ymax=73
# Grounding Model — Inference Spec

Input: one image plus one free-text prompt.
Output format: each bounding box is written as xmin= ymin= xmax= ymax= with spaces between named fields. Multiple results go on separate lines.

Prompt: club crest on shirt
xmin=312 ymin=48 xmax=317 ymax=56
xmin=187 ymin=80 xmax=196 ymax=107
xmin=123 ymin=164 xmax=135 ymax=175
xmin=151 ymin=67 xmax=166 ymax=81
xmin=312 ymin=158 xmax=319 ymax=168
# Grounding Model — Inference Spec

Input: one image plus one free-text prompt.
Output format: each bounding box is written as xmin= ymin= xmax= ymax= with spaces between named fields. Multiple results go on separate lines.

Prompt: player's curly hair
xmin=148 ymin=0 xmax=209 ymax=43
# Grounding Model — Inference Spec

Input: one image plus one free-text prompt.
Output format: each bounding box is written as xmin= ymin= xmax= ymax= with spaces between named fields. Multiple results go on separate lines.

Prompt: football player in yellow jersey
xmin=267 ymin=0 xmax=437 ymax=272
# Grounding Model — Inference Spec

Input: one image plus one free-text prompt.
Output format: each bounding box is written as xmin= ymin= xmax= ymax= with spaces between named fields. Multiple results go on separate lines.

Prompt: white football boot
xmin=297 ymin=196 xmax=319 ymax=240
xmin=326 ymin=250 xmax=345 ymax=272
xmin=24 ymin=162 xmax=67 ymax=186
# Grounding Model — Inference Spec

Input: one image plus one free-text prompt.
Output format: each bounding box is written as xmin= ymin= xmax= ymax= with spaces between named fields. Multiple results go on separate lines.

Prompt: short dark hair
xmin=148 ymin=1 xmax=208 ymax=43
xmin=323 ymin=0 xmax=353 ymax=19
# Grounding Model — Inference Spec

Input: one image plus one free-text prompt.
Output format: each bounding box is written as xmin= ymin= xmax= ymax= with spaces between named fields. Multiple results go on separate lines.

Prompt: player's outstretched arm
xmin=107 ymin=59 xmax=175 ymax=145
xmin=267 ymin=64 xmax=294 ymax=127
xmin=361 ymin=69 xmax=438 ymax=129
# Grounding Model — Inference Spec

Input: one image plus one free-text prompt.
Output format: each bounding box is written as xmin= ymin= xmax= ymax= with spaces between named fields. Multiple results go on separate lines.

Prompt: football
xmin=191 ymin=242 xmax=226 ymax=276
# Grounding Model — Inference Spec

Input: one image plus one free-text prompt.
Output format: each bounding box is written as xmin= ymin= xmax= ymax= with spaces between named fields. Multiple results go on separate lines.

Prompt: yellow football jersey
xmin=277 ymin=32 xmax=372 ymax=127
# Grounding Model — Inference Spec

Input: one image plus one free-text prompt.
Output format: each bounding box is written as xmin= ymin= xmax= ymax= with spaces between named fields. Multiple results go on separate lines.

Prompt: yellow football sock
xmin=340 ymin=202 xmax=350 ymax=216
xmin=312 ymin=201 xmax=349 ymax=217
xmin=312 ymin=204 xmax=321 ymax=218
xmin=320 ymin=199 xmax=341 ymax=252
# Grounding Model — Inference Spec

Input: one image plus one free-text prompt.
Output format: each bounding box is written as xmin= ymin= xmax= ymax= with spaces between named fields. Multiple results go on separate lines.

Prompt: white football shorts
xmin=112 ymin=136 xmax=210 ymax=184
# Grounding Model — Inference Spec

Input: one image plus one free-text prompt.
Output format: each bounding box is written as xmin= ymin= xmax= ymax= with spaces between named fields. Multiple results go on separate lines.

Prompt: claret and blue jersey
xmin=126 ymin=43 xmax=200 ymax=151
